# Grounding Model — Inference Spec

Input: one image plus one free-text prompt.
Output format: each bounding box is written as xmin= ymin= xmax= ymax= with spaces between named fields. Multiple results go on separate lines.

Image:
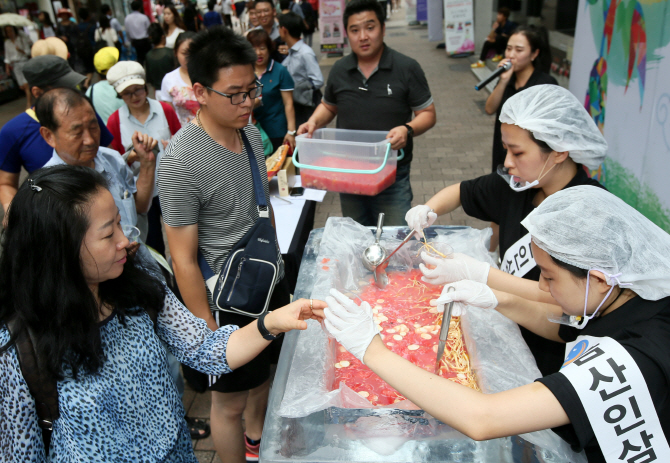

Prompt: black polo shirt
xmin=460 ymin=167 xmax=604 ymax=376
xmin=491 ymin=69 xmax=558 ymax=172
xmin=536 ymin=296 xmax=670 ymax=463
xmin=323 ymin=44 xmax=433 ymax=166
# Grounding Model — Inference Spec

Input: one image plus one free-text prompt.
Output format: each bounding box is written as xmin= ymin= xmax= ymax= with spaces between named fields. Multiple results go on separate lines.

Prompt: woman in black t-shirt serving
xmin=325 ymin=186 xmax=670 ymax=463
xmin=485 ymin=25 xmax=557 ymax=173
xmin=405 ymin=85 xmax=608 ymax=376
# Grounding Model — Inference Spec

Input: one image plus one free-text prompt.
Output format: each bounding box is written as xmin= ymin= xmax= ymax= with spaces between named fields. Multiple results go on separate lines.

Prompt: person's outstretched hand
xmin=420 ymin=252 xmax=491 ymax=286
xmin=405 ymin=205 xmax=437 ymax=235
xmin=430 ymin=280 xmax=498 ymax=311
xmin=324 ymin=289 xmax=380 ymax=364
xmin=264 ymin=298 xmax=326 ymax=335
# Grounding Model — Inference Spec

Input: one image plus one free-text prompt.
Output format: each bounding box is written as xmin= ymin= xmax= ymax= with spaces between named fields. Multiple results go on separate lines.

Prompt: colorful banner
xmin=319 ymin=0 xmax=345 ymax=55
xmin=416 ymin=0 xmax=428 ymax=22
xmin=443 ymin=0 xmax=474 ymax=56
xmin=569 ymin=0 xmax=670 ymax=231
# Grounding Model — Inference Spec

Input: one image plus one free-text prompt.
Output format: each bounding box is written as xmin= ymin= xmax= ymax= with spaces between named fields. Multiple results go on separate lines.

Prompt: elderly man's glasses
xmin=206 ymin=82 xmax=263 ymax=105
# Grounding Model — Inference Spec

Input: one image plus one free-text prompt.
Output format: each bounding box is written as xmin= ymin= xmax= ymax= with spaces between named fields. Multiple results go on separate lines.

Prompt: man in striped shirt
xmin=157 ymin=27 xmax=287 ymax=463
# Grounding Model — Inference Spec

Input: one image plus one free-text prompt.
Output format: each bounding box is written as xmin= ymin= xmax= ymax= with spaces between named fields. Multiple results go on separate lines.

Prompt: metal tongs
xmin=434 ymin=286 xmax=456 ymax=374
xmin=373 ymin=229 xmax=417 ymax=288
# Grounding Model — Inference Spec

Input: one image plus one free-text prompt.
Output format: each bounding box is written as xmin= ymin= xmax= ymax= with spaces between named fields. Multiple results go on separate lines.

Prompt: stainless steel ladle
xmin=362 ymin=213 xmax=387 ymax=280
xmin=373 ymin=229 xmax=417 ymax=289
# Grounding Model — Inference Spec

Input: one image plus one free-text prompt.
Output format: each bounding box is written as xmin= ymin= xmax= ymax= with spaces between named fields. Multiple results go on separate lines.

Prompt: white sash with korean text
xmin=560 ymin=336 xmax=670 ymax=463
xmin=501 ymin=233 xmax=536 ymax=277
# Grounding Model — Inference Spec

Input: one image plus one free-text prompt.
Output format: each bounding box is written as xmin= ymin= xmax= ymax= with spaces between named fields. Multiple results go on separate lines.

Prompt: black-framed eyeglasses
xmin=120 ymin=87 xmax=147 ymax=99
xmin=206 ymin=81 xmax=263 ymax=105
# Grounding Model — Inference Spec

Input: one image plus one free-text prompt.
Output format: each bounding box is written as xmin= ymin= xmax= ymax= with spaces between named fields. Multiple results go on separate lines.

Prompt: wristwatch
xmin=286 ymin=130 xmax=297 ymax=136
xmin=257 ymin=312 xmax=282 ymax=341
xmin=403 ymin=124 xmax=414 ymax=138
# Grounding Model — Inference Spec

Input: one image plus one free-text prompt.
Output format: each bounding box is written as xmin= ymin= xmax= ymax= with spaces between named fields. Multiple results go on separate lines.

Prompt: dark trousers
xmin=146 ymin=196 xmax=165 ymax=256
xmin=132 ymin=38 xmax=152 ymax=65
xmin=340 ymin=163 xmax=413 ymax=226
xmin=269 ymin=137 xmax=285 ymax=153
xmin=479 ymin=35 xmax=508 ymax=61
xmin=294 ymin=103 xmax=316 ymax=128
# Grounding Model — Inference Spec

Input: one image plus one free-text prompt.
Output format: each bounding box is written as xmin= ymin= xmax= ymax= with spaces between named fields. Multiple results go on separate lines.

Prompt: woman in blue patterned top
xmin=0 ymin=165 xmax=325 ymax=462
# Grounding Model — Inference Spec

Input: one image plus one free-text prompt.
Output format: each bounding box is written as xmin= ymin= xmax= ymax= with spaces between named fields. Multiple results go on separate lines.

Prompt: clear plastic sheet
xmin=277 ymin=218 xmax=585 ymax=463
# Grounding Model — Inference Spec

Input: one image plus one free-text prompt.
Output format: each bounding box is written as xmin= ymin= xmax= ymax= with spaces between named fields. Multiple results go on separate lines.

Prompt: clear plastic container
xmin=294 ymin=129 xmax=400 ymax=196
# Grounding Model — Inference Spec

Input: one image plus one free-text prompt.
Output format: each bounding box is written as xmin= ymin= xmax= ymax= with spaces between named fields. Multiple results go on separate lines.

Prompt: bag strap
xmin=6 ymin=317 xmax=59 ymax=450
xmin=239 ymin=128 xmax=269 ymax=217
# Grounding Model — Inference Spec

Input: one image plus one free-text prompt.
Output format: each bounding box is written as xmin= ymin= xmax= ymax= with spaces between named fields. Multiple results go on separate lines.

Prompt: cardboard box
xmin=277 ymin=156 xmax=297 ymax=197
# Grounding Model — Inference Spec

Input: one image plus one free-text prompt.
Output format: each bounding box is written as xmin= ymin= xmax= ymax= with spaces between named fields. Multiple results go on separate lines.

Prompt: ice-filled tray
xmin=262 ymin=219 xmax=586 ymax=463
xmin=293 ymin=129 xmax=400 ymax=196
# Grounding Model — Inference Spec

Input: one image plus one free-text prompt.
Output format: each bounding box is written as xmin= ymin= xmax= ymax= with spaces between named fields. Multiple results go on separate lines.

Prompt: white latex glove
xmin=405 ymin=205 xmax=437 ymax=234
xmin=324 ymin=289 xmax=380 ymax=364
xmin=420 ymin=252 xmax=491 ymax=286
xmin=430 ymin=280 xmax=498 ymax=311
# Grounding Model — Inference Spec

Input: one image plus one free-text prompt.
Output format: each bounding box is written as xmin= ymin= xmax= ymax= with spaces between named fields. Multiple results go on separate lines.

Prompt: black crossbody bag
xmin=198 ymin=130 xmax=280 ymax=318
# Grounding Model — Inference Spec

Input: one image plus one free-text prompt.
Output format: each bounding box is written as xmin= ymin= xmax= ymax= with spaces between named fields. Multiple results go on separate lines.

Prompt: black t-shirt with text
xmin=323 ymin=44 xmax=433 ymax=167
xmin=537 ymin=296 xmax=670 ymax=463
xmin=460 ymin=167 xmax=604 ymax=375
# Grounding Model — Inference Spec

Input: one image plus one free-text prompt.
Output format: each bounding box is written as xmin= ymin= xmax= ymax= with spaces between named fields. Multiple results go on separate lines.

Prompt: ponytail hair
xmin=511 ymin=25 xmax=552 ymax=74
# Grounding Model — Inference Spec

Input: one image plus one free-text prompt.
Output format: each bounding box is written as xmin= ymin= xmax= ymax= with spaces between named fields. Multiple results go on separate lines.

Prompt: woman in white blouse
xmin=94 ymin=15 xmax=119 ymax=48
xmin=162 ymin=5 xmax=186 ymax=48
xmin=3 ymin=26 xmax=32 ymax=109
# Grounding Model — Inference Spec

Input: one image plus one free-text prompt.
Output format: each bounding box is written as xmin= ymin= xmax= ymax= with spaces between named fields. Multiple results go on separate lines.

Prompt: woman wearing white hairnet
xmin=405 ymin=84 xmax=608 ymax=376
xmin=326 ymin=186 xmax=670 ymax=463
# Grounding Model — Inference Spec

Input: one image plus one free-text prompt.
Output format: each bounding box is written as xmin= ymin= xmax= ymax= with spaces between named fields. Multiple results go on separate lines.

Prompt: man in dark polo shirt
xmin=297 ymin=0 xmax=436 ymax=226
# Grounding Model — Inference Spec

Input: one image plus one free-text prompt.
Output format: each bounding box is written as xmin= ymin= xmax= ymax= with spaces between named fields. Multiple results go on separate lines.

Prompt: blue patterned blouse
xmin=0 ymin=289 xmax=239 ymax=462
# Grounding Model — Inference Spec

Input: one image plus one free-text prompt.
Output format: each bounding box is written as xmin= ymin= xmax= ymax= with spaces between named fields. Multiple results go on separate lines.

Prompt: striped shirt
xmin=157 ymin=122 xmax=284 ymax=310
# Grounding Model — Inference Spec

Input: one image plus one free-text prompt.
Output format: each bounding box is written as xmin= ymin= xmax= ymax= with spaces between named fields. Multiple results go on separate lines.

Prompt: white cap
xmin=521 ymin=185 xmax=670 ymax=301
xmin=107 ymin=61 xmax=146 ymax=94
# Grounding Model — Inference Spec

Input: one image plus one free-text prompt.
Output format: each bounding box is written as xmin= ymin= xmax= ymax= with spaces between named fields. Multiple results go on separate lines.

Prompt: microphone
xmin=474 ymin=61 xmax=512 ymax=91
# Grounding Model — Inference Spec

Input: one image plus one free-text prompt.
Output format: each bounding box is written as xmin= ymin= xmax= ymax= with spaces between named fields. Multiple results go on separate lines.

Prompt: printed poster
xmin=320 ymin=0 xmax=345 ymax=55
xmin=443 ymin=0 xmax=474 ymax=56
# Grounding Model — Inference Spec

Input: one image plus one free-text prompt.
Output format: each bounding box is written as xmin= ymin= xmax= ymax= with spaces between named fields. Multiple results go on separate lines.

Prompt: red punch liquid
xmin=301 ymin=157 xmax=397 ymax=196
xmin=332 ymin=270 xmax=478 ymax=406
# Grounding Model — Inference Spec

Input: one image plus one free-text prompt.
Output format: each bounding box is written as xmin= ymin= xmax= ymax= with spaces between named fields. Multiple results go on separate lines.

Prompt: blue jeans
xmin=340 ymin=163 xmax=413 ymax=227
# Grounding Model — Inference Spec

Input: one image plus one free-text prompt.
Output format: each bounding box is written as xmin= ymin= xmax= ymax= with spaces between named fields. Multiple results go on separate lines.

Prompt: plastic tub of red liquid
xmin=293 ymin=129 xmax=404 ymax=196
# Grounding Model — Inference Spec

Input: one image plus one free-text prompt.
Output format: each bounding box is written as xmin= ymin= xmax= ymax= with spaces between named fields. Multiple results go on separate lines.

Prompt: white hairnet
xmin=499 ymin=85 xmax=607 ymax=170
xmin=521 ymin=185 xmax=670 ymax=301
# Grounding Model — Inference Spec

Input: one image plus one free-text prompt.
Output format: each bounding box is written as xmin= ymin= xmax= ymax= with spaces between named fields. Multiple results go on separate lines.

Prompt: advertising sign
xmin=320 ymin=0 xmax=345 ymax=56
xmin=443 ymin=0 xmax=474 ymax=56
xmin=416 ymin=0 xmax=427 ymax=22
